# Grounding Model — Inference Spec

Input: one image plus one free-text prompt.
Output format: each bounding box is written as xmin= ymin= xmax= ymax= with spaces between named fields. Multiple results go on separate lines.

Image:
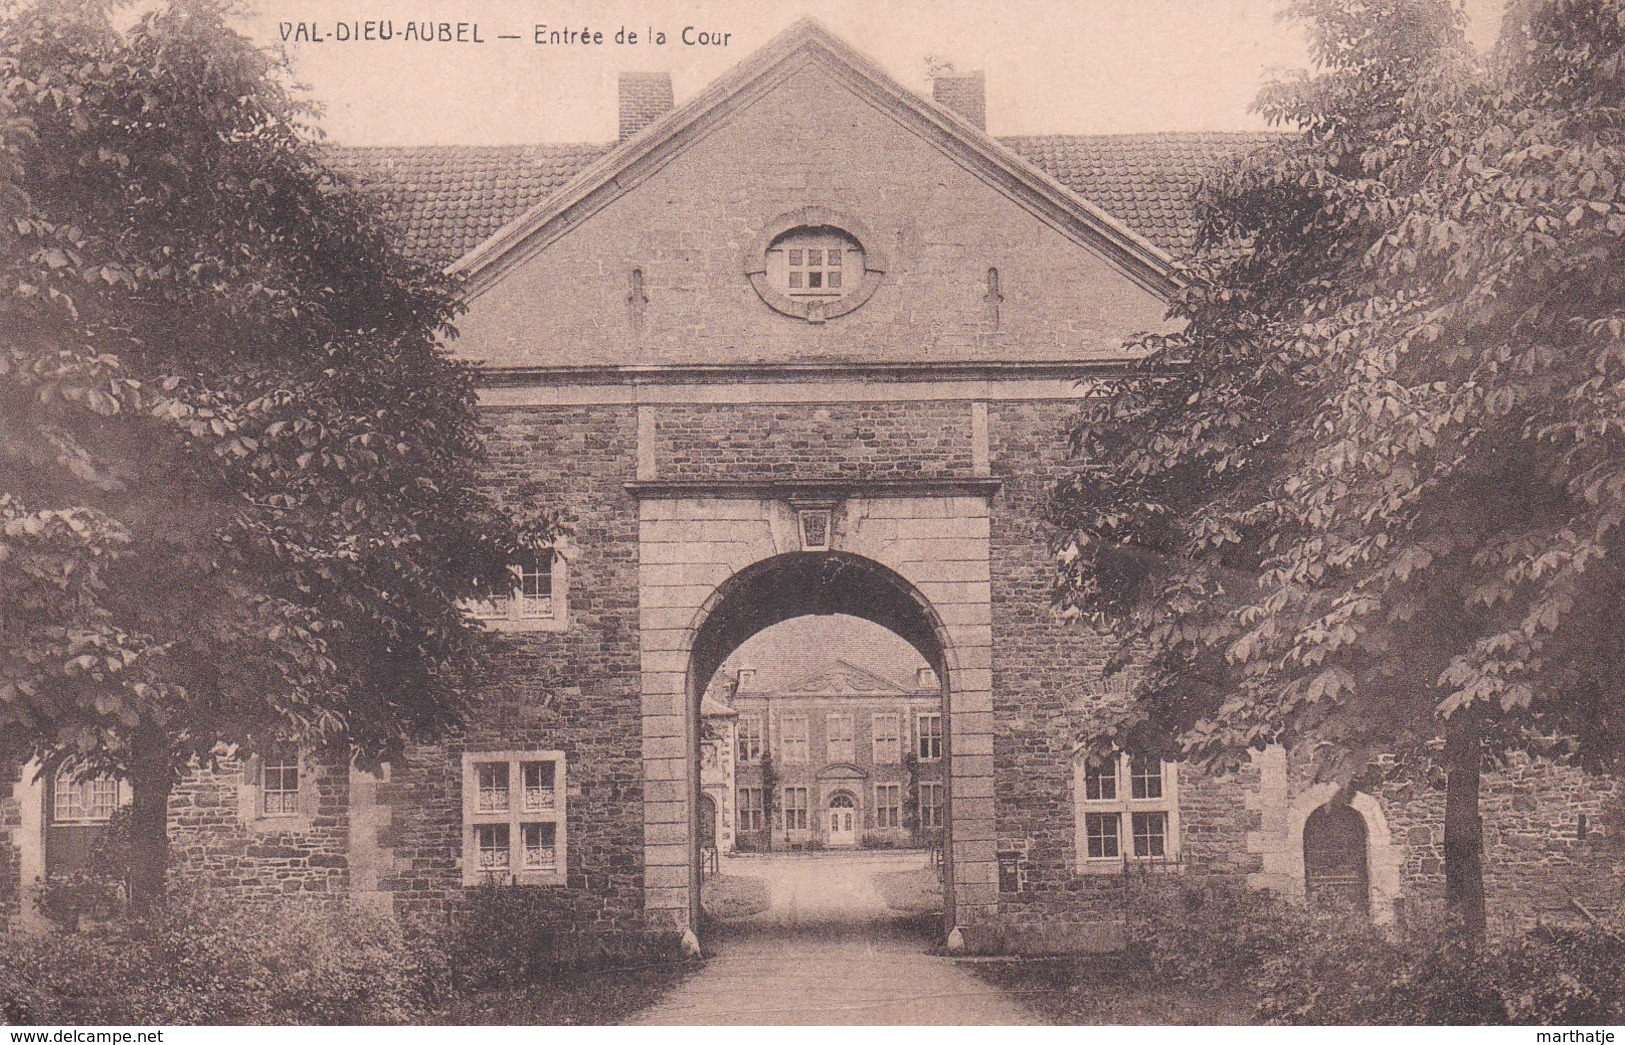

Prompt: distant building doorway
xmin=1303 ymin=801 xmax=1370 ymax=916
xmin=827 ymin=791 xmax=857 ymax=847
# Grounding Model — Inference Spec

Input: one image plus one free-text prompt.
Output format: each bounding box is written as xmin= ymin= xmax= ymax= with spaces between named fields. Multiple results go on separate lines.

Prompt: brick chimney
xmin=931 ymin=70 xmax=986 ymax=131
xmin=618 ymin=71 xmax=674 ymax=142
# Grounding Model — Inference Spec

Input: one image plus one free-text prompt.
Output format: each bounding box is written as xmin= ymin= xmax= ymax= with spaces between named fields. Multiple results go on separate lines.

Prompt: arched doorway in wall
xmin=1303 ymin=801 xmax=1371 ymax=916
xmin=687 ymin=552 xmax=953 ymax=933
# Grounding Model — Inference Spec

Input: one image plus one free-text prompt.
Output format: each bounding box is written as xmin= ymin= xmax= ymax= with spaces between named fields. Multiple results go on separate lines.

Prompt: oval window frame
xmin=743 ymin=207 xmax=889 ymax=323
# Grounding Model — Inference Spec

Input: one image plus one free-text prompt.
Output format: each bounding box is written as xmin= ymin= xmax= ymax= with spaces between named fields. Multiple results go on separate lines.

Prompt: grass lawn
xmin=872 ymin=866 xmax=943 ymax=915
xmin=431 ymin=959 xmax=698 ymax=1025
xmin=701 ymin=871 xmax=772 ymax=921
xmin=962 ymin=955 xmax=1258 ymax=1025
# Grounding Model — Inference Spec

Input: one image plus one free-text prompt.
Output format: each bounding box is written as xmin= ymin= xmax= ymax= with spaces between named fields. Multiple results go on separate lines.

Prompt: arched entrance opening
xmin=1304 ymin=801 xmax=1371 ymax=916
xmin=687 ymin=551 xmax=953 ymax=933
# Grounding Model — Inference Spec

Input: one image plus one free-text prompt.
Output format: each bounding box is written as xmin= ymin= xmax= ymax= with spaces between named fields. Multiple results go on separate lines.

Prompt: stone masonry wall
xmin=169 ymin=759 xmax=350 ymax=899
xmin=653 ymin=403 xmax=976 ymax=482
xmin=373 ymin=405 xmax=648 ymax=939
xmin=1377 ymin=753 xmax=1623 ymax=930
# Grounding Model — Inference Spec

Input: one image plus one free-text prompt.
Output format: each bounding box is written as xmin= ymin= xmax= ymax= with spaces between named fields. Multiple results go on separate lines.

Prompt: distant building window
xmin=875 ymin=783 xmax=902 ymax=829
xmin=738 ymin=786 xmax=764 ymax=832
xmin=463 ymin=750 xmax=567 ymax=885
xmin=261 ymin=744 xmax=301 ymax=817
xmin=826 ymin=713 xmax=854 ymax=763
xmin=782 ymin=786 xmax=810 ymax=831
xmin=780 ymin=714 xmax=809 ymax=764
xmin=738 ymin=715 xmax=764 ymax=763
xmin=1076 ymin=752 xmax=1179 ymax=870
xmin=468 ymin=547 xmax=568 ymax=631
xmin=51 ymin=766 xmax=122 ymax=823
xmin=919 ymin=781 xmax=944 ymax=829
xmin=872 ymin=713 xmax=901 ymax=763
xmin=916 ymin=713 xmax=943 ymax=761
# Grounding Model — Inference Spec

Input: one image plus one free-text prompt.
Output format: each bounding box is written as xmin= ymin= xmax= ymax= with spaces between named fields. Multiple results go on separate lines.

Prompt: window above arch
xmin=769 ymin=227 xmax=862 ymax=300
xmin=743 ymin=208 xmax=889 ymax=323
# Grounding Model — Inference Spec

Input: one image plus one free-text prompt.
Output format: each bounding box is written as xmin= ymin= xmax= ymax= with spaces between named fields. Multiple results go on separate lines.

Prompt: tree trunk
xmin=126 ymin=726 xmax=175 ymax=917
xmin=1442 ymin=710 xmax=1486 ymax=945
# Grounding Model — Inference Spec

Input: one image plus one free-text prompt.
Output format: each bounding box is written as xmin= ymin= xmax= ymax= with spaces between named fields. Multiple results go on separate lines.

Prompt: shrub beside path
xmin=628 ymin=851 xmax=1043 ymax=1026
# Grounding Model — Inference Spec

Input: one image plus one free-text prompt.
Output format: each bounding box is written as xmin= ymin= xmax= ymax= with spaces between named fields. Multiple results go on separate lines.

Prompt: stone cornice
xmin=623 ymin=478 xmax=1003 ymax=500
xmin=480 ymin=359 xmax=1131 ymax=388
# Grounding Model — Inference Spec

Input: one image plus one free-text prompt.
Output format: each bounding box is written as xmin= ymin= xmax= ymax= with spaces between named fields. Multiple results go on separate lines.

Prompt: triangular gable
xmin=449 ymin=18 xmax=1178 ymax=300
xmin=778 ymin=659 xmax=912 ymax=696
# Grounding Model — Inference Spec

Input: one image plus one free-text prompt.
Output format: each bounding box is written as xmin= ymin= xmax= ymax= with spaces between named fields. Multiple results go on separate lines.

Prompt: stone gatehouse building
xmin=3 ymin=19 xmax=1620 ymax=950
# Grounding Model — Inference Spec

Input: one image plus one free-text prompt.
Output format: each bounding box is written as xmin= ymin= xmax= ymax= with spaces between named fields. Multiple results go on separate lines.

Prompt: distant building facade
xmin=711 ymin=660 xmax=944 ymax=851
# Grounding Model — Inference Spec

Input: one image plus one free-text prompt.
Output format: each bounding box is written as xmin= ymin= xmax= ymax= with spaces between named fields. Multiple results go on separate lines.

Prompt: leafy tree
xmin=0 ymin=0 xmax=535 ymax=910
xmin=1051 ymin=0 xmax=1625 ymax=942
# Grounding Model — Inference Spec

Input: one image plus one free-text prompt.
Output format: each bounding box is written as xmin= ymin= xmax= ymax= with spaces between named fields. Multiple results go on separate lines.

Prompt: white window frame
xmin=462 ymin=749 xmax=567 ymax=886
xmin=770 ymin=231 xmax=857 ymax=300
xmin=874 ymin=783 xmax=902 ymax=829
xmin=50 ymin=765 xmax=124 ymax=824
xmin=1075 ymin=753 xmax=1181 ymax=873
xmin=826 ymin=712 xmax=855 ymax=763
xmin=916 ymin=712 xmax=943 ymax=762
xmin=779 ymin=714 xmax=809 ymax=764
xmin=468 ymin=546 xmax=570 ymax=634
xmin=737 ymin=714 xmax=764 ymax=763
xmin=236 ymin=744 xmax=316 ymax=830
xmin=872 ymin=713 xmax=901 ymax=764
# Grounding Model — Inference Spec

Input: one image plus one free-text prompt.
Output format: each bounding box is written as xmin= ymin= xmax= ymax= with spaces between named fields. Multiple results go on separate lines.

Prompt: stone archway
xmin=1284 ymin=784 xmax=1402 ymax=924
xmin=633 ymin=486 xmax=997 ymax=944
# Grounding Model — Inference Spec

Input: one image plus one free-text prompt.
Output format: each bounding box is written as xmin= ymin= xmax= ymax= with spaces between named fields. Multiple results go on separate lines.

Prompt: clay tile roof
xmin=999 ymin=131 xmax=1284 ymax=254
xmin=326 ymin=130 xmax=1283 ymax=267
xmin=327 ymin=143 xmax=610 ymax=265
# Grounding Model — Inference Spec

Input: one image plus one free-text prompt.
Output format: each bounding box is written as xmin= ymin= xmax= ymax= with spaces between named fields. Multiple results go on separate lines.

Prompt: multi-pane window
xmin=522 ymin=822 xmax=559 ymax=871
xmin=1077 ymin=753 xmax=1179 ymax=868
xmin=470 ymin=548 xmax=567 ymax=627
xmin=786 ymin=245 xmax=843 ymax=296
xmin=1130 ymin=756 xmax=1164 ymax=800
xmin=1084 ymin=813 xmax=1120 ymax=859
xmin=916 ymin=713 xmax=943 ymax=761
xmin=1132 ymin=811 xmax=1168 ymax=858
xmin=512 ymin=554 xmax=554 ymax=619
xmin=475 ymin=824 xmax=510 ymax=872
xmin=826 ymin=713 xmax=854 ymax=763
xmin=872 ymin=713 xmax=901 ymax=763
xmin=770 ymin=228 xmax=862 ymax=302
xmin=463 ymin=751 xmax=567 ymax=885
xmin=874 ymin=783 xmax=902 ymax=829
xmin=738 ymin=787 xmax=764 ymax=832
xmin=919 ymin=781 xmax=944 ymax=829
xmin=261 ymin=745 xmax=301 ymax=817
xmin=780 ymin=714 xmax=809 ymax=764
xmin=782 ymin=786 xmax=809 ymax=830
xmin=51 ymin=766 xmax=121 ymax=823
xmin=737 ymin=714 xmax=764 ymax=763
